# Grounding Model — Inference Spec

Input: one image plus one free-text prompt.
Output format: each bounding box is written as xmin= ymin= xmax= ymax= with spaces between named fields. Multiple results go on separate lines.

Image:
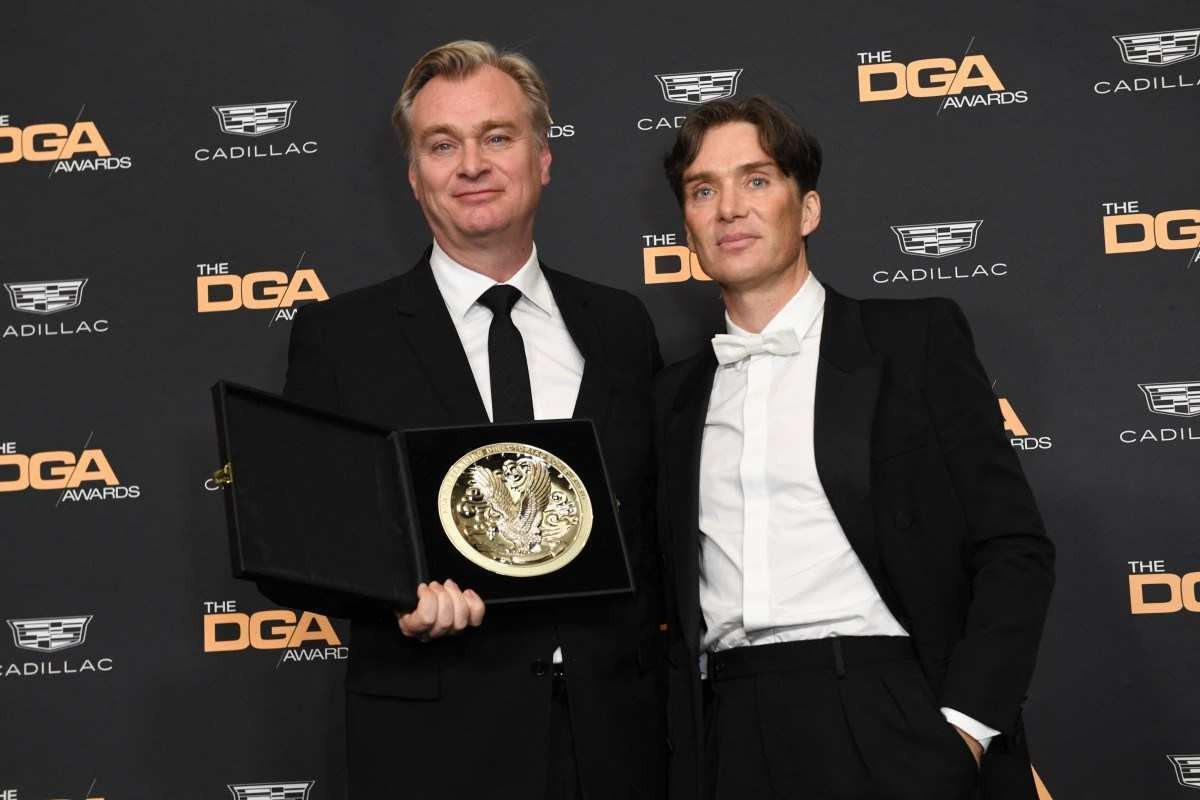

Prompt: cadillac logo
xmin=227 ymin=782 xmax=315 ymax=800
xmin=1167 ymin=755 xmax=1200 ymax=790
xmin=212 ymin=101 xmax=297 ymax=136
xmin=1113 ymin=29 xmax=1200 ymax=67
xmin=7 ymin=615 xmax=93 ymax=652
xmin=891 ymin=221 xmax=983 ymax=258
xmin=4 ymin=279 xmax=88 ymax=314
xmin=1139 ymin=381 xmax=1200 ymax=418
xmin=656 ymin=69 xmax=743 ymax=105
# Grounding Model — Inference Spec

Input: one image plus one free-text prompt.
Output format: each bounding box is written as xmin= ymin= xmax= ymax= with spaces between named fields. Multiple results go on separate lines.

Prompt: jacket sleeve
xmin=922 ymin=298 xmax=1055 ymax=733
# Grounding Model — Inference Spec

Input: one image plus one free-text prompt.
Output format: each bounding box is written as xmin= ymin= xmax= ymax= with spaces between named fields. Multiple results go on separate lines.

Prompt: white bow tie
xmin=711 ymin=329 xmax=802 ymax=365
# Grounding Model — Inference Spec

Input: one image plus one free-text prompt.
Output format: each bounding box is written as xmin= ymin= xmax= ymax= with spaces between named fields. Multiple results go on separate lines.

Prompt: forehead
xmin=409 ymin=65 xmax=529 ymax=133
xmin=686 ymin=121 xmax=772 ymax=175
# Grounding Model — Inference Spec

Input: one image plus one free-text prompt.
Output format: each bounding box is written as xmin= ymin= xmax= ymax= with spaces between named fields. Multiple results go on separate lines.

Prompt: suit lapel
xmin=542 ymin=266 xmax=613 ymax=435
xmin=392 ymin=252 xmax=490 ymax=425
xmin=666 ymin=353 xmax=717 ymax=657
xmin=814 ymin=287 xmax=887 ymax=590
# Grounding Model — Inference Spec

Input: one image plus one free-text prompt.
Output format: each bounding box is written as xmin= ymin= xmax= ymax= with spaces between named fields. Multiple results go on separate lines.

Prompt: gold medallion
xmin=438 ymin=442 xmax=593 ymax=577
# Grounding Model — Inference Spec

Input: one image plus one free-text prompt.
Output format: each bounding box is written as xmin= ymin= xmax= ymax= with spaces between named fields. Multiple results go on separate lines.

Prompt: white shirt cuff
xmin=940 ymin=707 xmax=1000 ymax=752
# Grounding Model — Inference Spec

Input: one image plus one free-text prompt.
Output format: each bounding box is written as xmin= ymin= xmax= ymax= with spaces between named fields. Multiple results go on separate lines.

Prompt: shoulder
xmin=844 ymin=291 xmax=968 ymax=355
xmin=543 ymin=266 xmax=650 ymax=317
xmin=856 ymin=293 xmax=958 ymax=329
xmin=295 ymin=274 xmax=407 ymax=327
xmin=654 ymin=350 xmax=710 ymax=407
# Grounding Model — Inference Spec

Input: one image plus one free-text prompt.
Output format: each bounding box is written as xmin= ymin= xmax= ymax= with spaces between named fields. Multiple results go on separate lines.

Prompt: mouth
xmin=453 ymin=188 xmax=503 ymax=203
xmin=717 ymin=232 xmax=758 ymax=250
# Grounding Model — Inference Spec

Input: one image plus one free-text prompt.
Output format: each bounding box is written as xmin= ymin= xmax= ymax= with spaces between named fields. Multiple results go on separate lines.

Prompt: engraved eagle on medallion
xmin=468 ymin=457 xmax=553 ymax=554
xmin=447 ymin=450 xmax=583 ymax=567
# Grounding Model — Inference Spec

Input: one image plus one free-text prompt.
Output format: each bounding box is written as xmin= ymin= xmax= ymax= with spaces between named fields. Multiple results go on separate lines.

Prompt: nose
xmin=717 ymin=184 xmax=747 ymax=222
xmin=457 ymin=140 xmax=488 ymax=179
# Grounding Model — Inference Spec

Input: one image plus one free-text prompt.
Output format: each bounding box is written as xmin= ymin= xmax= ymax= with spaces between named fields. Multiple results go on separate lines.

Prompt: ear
xmin=800 ymin=190 xmax=822 ymax=237
xmin=408 ymin=159 xmax=419 ymax=196
xmin=539 ymin=141 xmax=552 ymax=186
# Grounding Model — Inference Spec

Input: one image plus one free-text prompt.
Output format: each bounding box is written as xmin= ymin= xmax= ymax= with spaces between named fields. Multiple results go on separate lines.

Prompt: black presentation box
xmin=210 ymin=381 xmax=634 ymax=612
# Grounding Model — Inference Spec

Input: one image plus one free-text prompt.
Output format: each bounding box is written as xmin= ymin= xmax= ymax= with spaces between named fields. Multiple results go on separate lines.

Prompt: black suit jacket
xmin=654 ymin=286 xmax=1054 ymax=800
xmin=258 ymin=252 xmax=667 ymax=799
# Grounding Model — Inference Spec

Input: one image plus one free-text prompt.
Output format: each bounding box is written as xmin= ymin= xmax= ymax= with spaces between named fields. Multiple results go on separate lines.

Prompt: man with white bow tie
xmin=653 ymin=97 xmax=1054 ymax=800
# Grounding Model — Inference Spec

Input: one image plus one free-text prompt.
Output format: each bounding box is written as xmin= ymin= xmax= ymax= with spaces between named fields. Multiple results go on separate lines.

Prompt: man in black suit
xmin=257 ymin=40 xmax=665 ymax=799
xmin=654 ymin=97 xmax=1054 ymax=800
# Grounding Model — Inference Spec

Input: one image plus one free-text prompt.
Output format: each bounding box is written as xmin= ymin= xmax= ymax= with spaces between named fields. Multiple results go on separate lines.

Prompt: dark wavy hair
xmin=663 ymin=96 xmax=822 ymax=205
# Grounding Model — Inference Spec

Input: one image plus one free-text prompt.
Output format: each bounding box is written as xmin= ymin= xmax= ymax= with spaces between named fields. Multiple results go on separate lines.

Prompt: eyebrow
xmin=416 ymin=119 xmax=520 ymax=143
xmin=683 ymin=160 xmax=779 ymax=186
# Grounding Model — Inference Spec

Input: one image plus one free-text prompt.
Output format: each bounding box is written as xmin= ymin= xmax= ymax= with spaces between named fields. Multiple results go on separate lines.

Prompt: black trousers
xmin=347 ymin=663 xmax=584 ymax=800
xmin=545 ymin=665 xmax=584 ymax=800
xmin=704 ymin=637 xmax=980 ymax=800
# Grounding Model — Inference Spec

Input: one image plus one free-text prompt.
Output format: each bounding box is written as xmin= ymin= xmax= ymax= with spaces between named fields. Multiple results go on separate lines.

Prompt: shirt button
xmin=531 ymin=659 xmax=549 ymax=677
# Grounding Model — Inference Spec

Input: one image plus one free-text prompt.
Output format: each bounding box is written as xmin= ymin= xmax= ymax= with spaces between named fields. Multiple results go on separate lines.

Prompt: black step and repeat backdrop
xmin=2 ymin=1 xmax=1198 ymax=798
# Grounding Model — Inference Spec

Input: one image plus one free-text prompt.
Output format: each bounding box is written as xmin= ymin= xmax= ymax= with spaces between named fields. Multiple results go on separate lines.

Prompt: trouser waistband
xmin=708 ymin=636 xmax=915 ymax=681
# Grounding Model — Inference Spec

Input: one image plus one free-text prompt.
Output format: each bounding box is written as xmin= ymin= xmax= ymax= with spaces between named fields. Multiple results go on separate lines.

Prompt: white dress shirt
xmin=428 ymin=240 xmax=583 ymax=664
xmin=698 ymin=272 xmax=999 ymax=748
xmin=428 ymin=240 xmax=583 ymax=421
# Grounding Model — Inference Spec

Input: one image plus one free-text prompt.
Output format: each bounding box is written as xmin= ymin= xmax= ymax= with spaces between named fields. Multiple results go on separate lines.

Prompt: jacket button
xmin=531 ymin=659 xmax=549 ymax=677
xmin=894 ymin=510 xmax=913 ymax=529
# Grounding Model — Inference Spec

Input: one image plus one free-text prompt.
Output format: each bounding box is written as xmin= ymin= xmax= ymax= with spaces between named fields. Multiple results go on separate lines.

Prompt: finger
xmin=445 ymin=579 xmax=469 ymax=631
xmin=397 ymin=583 xmax=433 ymax=637
xmin=430 ymin=581 xmax=454 ymax=637
xmin=464 ymin=589 xmax=486 ymax=627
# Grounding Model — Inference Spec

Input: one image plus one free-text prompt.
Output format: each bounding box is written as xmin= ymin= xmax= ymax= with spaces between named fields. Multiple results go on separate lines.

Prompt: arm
xmin=922 ymin=299 xmax=1055 ymax=734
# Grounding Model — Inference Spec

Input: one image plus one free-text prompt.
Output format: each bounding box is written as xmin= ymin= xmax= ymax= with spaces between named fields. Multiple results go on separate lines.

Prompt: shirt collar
xmin=725 ymin=270 xmax=825 ymax=339
xmin=428 ymin=239 xmax=553 ymax=320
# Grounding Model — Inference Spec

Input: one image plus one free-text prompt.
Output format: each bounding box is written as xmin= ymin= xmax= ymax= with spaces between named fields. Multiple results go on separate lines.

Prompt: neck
xmin=722 ymin=259 xmax=811 ymax=334
xmin=434 ymin=231 xmax=534 ymax=283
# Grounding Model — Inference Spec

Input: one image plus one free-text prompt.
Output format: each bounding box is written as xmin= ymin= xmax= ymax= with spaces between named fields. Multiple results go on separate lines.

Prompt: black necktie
xmin=477 ymin=285 xmax=534 ymax=423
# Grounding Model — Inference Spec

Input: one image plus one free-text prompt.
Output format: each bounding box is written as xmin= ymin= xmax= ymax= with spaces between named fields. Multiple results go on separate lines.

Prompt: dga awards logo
xmin=874 ymin=220 xmax=1008 ymax=285
xmin=1100 ymin=200 xmax=1200 ymax=265
xmin=997 ymin=393 xmax=1052 ymax=451
xmin=639 ymin=69 xmax=743 ymax=131
xmin=1119 ymin=381 xmax=1200 ymax=445
xmin=1167 ymin=755 xmax=1200 ymax=789
xmin=0 ymin=108 xmax=133 ymax=174
xmin=2 ymin=278 xmax=110 ymax=341
xmin=856 ymin=44 xmax=1029 ymax=110
xmin=195 ymin=259 xmax=329 ymax=322
xmin=227 ymin=782 xmax=315 ymax=800
xmin=1128 ymin=560 xmax=1200 ymax=615
xmin=194 ymin=100 xmax=319 ymax=162
xmin=0 ymin=437 xmax=141 ymax=503
xmin=2 ymin=615 xmax=114 ymax=678
xmin=203 ymin=601 xmax=347 ymax=663
xmin=1095 ymin=28 xmax=1200 ymax=95
xmin=641 ymin=233 xmax=711 ymax=285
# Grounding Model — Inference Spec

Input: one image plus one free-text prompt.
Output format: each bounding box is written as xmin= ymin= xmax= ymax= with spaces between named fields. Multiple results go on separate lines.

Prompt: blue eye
xmin=749 ymin=176 xmax=767 ymax=188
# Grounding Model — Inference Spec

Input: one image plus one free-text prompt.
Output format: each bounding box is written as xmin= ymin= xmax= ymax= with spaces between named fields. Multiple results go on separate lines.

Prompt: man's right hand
xmin=395 ymin=579 xmax=485 ymax=640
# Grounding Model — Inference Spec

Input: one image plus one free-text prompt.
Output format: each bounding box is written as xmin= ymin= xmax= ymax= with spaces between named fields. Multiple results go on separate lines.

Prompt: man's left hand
xmin=952 ymin=725 xmax=983 ymax=768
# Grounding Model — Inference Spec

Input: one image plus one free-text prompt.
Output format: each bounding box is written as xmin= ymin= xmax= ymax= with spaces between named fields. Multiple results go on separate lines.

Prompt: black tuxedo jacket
xmin=654 ymin=286 xmax=1054 ymax=800
xmin=258 ymin=252 xmax=667 ymax=799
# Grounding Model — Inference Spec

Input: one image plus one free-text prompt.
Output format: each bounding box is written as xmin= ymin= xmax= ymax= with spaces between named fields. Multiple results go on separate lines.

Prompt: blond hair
xmin=393 ymin=39 xmax=551 ymax=152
